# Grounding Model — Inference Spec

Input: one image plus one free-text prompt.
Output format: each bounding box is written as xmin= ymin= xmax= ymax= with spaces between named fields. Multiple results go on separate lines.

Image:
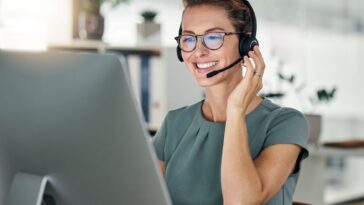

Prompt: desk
xmin=48 ymin=40 xmax=161 ymax=122
xmin=309 ymin=146 xmax=364 ymax=157
xmin=294 ymin=145 xmax=364 ymax=205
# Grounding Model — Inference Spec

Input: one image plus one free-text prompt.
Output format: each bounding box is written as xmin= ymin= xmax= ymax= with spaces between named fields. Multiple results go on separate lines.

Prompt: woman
xmin=153 ymin=0 xmax=309 ymax=204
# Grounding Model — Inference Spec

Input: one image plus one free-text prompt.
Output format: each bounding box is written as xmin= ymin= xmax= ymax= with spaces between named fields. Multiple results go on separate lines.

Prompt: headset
xmin=176 ymin=0 xmax=258 ymax=62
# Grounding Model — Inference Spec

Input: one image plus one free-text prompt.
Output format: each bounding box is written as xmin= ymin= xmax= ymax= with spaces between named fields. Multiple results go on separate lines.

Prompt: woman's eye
xmin=183 ymin=36 xmax=195 ymax=43
xmin=206 ymin=34 xmax=222 ymax=40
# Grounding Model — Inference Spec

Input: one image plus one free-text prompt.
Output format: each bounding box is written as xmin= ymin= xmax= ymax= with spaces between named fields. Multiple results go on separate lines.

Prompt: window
xmin=0 ymin=0 xmax=50 ymax=51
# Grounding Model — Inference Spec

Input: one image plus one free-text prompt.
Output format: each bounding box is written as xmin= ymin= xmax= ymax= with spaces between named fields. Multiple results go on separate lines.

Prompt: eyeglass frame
xmin=174 ymin=32 xmax=243 ymax=52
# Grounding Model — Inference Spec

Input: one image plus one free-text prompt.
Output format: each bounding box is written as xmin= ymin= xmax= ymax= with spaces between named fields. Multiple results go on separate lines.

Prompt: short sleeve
xmin=264 ymin=108 xmax=310 ymax=173
xmin=152 ymin=113 xmax=169 ymax=161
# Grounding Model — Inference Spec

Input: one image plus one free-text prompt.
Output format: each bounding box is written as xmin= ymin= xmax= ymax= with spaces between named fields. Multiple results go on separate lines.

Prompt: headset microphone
xmin=206 ymin=57 xmax=242 ymax=78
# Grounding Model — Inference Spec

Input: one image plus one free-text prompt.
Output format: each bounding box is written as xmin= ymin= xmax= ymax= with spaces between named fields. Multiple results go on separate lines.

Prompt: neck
xmin=202 ymin=75 xmax=241 ymax=122
xmin=202 ymin=75 xmax=263 ymax=122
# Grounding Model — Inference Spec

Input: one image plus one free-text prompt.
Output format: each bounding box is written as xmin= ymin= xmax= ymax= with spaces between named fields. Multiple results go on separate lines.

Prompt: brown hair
xmin=182 ymin=0 xmax=252 ymax=34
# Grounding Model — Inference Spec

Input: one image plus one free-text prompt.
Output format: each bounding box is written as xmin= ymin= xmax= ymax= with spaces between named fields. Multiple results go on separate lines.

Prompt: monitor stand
xmin=6 ymin=172 xmax=48 ymax=205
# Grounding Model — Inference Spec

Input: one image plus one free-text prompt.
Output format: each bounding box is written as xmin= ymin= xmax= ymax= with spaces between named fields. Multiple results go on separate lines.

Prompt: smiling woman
xmin=152 ymin=0 xmax=310 ymax=205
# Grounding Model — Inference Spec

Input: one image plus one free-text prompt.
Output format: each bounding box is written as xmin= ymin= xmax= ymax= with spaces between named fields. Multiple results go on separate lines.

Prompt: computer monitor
xmin=0 ymin=51 xmax=172 ymax=205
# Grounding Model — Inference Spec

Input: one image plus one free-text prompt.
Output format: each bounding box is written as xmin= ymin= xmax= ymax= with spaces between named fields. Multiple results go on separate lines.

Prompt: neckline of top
xmin=196 ymin=98 xmax=268 ymax=126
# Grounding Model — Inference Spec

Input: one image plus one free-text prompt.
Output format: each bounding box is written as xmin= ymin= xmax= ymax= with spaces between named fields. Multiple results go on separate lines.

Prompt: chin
xmin=194 ymin=74 xmax=222 ymax=88
xmin=196 ymin=80 xmax=213 ymax=88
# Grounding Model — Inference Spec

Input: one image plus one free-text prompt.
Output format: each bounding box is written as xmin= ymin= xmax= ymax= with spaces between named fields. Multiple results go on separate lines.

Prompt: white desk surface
xmin=309 ymin=145 xmax=364 ymax=157
xmin=305 ymin=145 xmax=364 ymax=204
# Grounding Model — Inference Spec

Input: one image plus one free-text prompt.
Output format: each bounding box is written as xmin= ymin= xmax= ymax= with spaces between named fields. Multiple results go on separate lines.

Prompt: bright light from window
xmin=0 ymin=0 xmax=50 ymax=51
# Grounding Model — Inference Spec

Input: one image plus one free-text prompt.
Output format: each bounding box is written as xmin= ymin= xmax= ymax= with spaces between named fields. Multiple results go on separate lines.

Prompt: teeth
xmin=197 ymin=61 xmax=217 ymax=69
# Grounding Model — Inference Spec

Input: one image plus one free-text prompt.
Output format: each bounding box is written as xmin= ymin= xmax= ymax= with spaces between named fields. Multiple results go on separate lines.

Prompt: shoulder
xmin=260 ymin=99 xmax=308 ymax=126
xmin=153 ymin=101 xmax=202 ymax=161
xmin=166 ymin=101 xmax=201 ymax=124
xmin=260 ymin=99 xmax=309 ymax=148
xmin=256 ymin=99 xmax=309 ymax=143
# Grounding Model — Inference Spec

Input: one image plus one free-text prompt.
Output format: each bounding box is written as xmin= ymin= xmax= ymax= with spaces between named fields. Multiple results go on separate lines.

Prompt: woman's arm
xmin=221 ymin=111 xmax=301 ymax=205
xmin=221 ymin=46 xmax=302 ymax=204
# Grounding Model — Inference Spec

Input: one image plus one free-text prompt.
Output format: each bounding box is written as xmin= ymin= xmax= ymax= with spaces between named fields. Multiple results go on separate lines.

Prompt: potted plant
xmin=262 ymin=71 xmax=337 ymax=145
xmin=137 ymin=10 xmax=160 ymax=46
xmin=140 ymin=10 xmax=158 ymax=22
xmin=305 ymin=87 xmax=336 ymax=145
xmin=78 ymin=0 xmax=129 ymax=39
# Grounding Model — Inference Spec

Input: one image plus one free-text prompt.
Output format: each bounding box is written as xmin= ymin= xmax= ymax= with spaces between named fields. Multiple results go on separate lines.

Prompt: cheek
xmin=227 ymin=44 xmax=240 ymax=57
xmin=185 ymin=63 xmax=195 ymax=74
xmin=181 ymin=52 xmax=191 ymax=62
xmin=181 ymin=55 xmax=193 ymax=70
xmin=223 ymin=38 xmax=240 ymax=56
xmin=182 ymin=53 xmax=195 ymax=68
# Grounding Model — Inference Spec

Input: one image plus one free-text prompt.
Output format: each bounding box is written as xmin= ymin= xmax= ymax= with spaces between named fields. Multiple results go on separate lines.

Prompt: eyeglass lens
xmin=179 ymin=33 xmax=225 ymax=52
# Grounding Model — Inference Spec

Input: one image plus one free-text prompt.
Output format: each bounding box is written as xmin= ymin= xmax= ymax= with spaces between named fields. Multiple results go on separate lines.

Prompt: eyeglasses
xmin=174 ymin=32 xmax=242 ymax=52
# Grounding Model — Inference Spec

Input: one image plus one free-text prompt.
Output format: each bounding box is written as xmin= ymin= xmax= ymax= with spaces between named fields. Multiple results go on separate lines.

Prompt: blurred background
xmin=1 ymin=0 xmax=364 ymax=204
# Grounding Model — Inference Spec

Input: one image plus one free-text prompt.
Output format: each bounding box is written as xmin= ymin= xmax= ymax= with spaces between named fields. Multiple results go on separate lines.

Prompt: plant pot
xmin=305 ymin=114 xmax=322 ymax=145
xmin=137 ymin=22 xmax=161 ymax=46
xmin=78 ymin=12 xmax=104 ymax=40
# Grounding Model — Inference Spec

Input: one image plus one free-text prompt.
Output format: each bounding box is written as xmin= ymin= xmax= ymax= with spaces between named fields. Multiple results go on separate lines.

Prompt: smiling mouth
xmin=195 ymin=61 xmax=218 ymax=70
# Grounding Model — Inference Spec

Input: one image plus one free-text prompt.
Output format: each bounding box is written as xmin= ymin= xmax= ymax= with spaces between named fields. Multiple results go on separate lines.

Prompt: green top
xmin=153 ymin=99 xmax=309 ymax=205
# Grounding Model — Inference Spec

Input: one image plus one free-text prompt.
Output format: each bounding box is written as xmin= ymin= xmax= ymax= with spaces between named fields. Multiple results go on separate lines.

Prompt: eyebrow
xmin=182 ymin=27 xmax=226 ymax=34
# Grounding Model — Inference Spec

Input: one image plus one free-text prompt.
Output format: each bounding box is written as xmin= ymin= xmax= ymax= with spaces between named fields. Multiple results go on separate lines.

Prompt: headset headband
xmin=241 ymin=0 xmax=257 ymax=38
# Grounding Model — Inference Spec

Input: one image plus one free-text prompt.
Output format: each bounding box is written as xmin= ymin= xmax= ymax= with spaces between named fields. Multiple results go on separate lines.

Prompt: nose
xmin=193 ymin=36 xmax=209 ymax=57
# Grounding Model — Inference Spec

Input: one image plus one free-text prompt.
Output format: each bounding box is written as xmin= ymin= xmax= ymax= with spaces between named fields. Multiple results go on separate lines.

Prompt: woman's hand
xmin=227 ymin=45 xmax=265 ymax=114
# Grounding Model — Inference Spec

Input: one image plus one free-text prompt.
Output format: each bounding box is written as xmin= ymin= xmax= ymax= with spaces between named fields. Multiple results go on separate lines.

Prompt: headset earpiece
xmin=239 ymin=35 xmax=259 ymax=57
xmin=177 ymin=46 xmax=183 ymax=62
xmin=176 ymin=25 xmax=184 ymax=62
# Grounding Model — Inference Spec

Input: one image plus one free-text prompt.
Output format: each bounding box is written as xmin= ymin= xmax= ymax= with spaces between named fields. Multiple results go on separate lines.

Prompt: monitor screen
xmin=0 ymin=51 xmax=171 ymax=205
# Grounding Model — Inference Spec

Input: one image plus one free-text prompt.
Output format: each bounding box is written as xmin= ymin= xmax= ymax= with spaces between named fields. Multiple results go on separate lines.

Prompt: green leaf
xmin=278 ymin=73 xmax=285 ymax=80
xmin=289 ymin=75 xmax=295 ymax=84
xmin=141 ymin=10 xmax=158 ymax=22
xmin=316 ymin=87 xmax=337 ymax=102
xmin=328 ymin=87 xmax=337 ymax=98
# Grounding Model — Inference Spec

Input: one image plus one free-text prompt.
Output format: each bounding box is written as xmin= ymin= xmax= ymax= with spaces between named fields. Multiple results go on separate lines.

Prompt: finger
xmin=253 ymin=45 xmax=262 ymax=58
xmin=256 ymin=81 xmax=263 ymax=93
xmin=253 ymin=46 xmax=266 ymax=70
xmin=243 ymin=56 xmax=254 ymax=80
xmin=248 ymin=51 xmax=262 ymax=68
xmin=246 ymin=53 xmax=263 ymax=79
xmin=248 ymin=51 xmax=264 ymax=75
xmin=252 ymin=70 xmax=264 ymax=82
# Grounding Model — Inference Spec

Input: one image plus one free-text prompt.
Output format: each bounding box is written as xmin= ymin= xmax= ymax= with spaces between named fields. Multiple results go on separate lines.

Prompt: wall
xmin=257 ymin=21 xmax=364 ymax=141
xmin=102 ymin=1 xmax=183 ymax=46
